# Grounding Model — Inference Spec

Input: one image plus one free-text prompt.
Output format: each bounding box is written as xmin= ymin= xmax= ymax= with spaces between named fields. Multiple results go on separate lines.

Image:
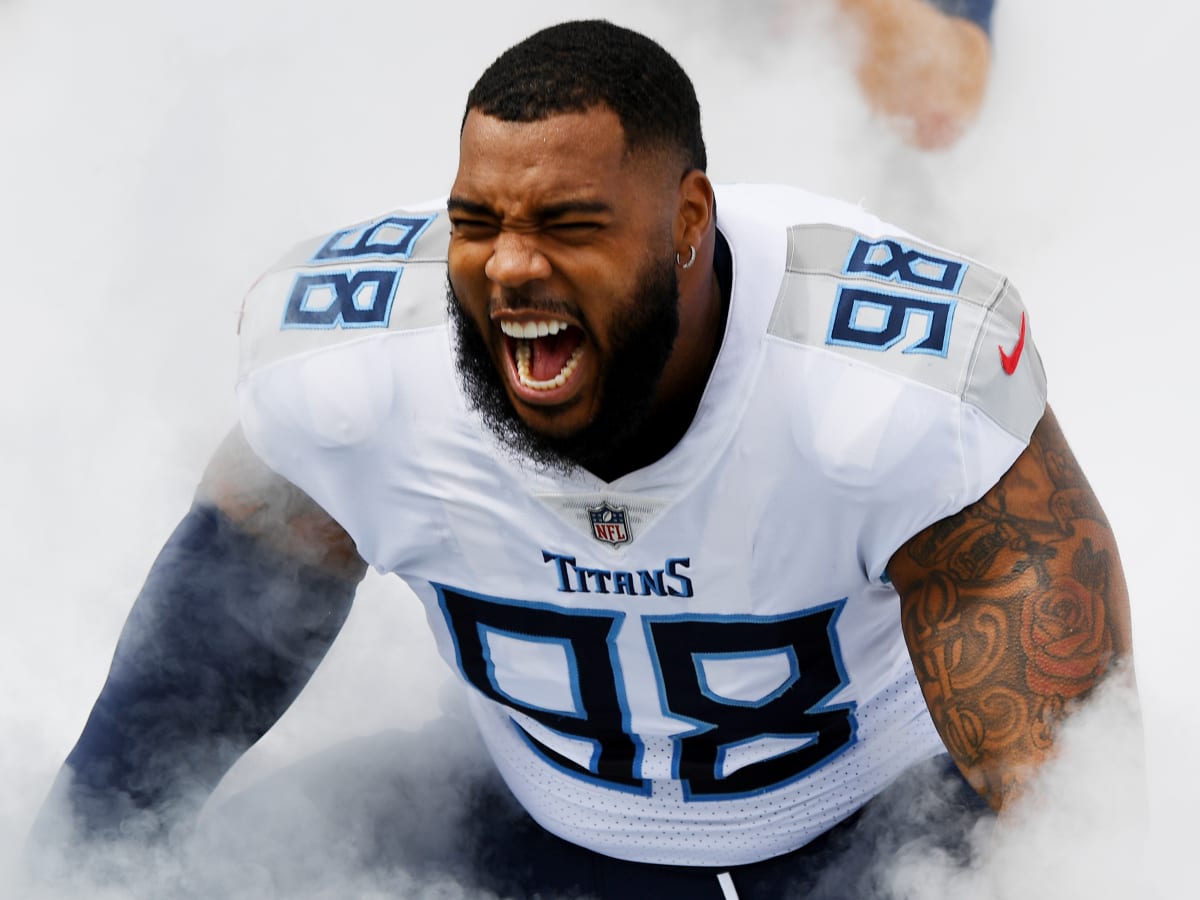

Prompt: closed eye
xmin=545 ymin=220 xmax=604 ymax=240
xmin=447 ymin=196 xmax=501 ymax=239
xmin=449 ymin=217 xmax=499 ymax=238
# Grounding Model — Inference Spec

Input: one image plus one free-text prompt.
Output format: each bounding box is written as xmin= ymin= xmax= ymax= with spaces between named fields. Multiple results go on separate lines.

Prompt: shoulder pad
xmin=238 ymin=204 xmax=449 ymax=380
xmin=768 ymin=223 xmax=1046 ymax=441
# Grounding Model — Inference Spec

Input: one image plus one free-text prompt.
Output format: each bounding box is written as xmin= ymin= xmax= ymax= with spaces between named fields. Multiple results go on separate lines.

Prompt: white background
xmin=2 ymin=1 xmax=1196 ymax=896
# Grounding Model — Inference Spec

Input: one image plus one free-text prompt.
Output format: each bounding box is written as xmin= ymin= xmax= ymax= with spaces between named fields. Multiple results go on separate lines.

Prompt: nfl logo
xmin=588 ymin=502 xmax=631 ymax=546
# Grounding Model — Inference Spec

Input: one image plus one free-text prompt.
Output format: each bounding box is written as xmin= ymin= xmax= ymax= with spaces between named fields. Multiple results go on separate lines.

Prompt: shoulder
xmin=718 ymin=183 xmax=1045 ymax=444
xmin=237 ymin=200 xmax=450 ymax=380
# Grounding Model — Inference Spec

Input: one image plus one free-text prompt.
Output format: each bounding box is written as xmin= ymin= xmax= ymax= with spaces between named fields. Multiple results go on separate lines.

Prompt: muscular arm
xmin=45 ymin=427 xmax=366 ymax=841
xmin=888 ymin=407 xmax=1136 ymax=809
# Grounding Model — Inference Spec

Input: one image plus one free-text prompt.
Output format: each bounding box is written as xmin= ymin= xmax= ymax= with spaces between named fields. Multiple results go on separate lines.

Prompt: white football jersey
xmin=235 ymin=184 xmax=1046 ymax=866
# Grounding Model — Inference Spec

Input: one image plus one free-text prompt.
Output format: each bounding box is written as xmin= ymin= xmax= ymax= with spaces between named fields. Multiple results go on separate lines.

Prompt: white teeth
xmin=499 ymin=319 xmax=570 ymax=339
xmin=497 ymin=319 xmax=581 ymax=391
xmin=515 ymin=341 xmax=584 ymax=391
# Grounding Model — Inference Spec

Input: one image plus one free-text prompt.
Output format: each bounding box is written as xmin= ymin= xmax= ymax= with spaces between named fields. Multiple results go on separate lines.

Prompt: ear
xmin=674 ymin=169 xmax=716 ymax=254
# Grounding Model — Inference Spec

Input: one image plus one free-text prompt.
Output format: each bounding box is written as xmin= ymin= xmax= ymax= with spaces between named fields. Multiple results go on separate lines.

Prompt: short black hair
xmin=464 ymin=20 xmax=707 ymax=173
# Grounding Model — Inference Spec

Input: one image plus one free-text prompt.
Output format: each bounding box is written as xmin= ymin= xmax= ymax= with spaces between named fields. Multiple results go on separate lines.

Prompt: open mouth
xmin=499 ymin=319 xmax=586 ymax=392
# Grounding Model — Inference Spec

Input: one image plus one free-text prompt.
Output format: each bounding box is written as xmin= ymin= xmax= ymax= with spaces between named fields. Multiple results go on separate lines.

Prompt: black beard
xmin=448 ymin=257 xmax=681 ymax=478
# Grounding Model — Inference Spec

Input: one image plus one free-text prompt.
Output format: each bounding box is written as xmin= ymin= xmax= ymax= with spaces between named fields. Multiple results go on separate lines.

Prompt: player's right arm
xmin=37 ymin=426 xmax=366 ymax=843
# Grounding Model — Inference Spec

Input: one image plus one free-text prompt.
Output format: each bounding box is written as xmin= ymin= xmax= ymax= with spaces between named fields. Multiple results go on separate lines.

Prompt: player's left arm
xmin=887 ymin=406 xmax=1136 ymax=810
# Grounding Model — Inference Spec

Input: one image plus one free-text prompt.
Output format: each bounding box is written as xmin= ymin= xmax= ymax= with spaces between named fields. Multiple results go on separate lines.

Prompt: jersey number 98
xmin=436 ymin=585 xmax=857 ymax=800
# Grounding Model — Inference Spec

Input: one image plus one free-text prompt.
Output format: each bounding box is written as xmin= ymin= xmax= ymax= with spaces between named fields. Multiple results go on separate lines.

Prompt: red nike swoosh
xmin=999 ymin=312 xmax=1026 ymax=375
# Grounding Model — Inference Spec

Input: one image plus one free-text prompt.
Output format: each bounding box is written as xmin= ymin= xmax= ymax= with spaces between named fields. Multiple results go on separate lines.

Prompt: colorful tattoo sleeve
xmin=889 ymin=408 xmax=1134 ymax=808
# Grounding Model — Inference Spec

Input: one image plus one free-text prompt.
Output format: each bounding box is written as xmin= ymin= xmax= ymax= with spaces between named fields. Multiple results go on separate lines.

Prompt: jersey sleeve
xmin=237 ymin=202 xmax=450 ymax=384
xmin=233 ymin=202 xmax=452 ymax=549
xmin=766 ymin=219 xmax=1047 ymax=579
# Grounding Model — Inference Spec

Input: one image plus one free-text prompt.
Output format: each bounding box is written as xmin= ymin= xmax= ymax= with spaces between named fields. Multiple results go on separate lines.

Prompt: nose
xmin=484 ymin=230 xmax=552 ymax=288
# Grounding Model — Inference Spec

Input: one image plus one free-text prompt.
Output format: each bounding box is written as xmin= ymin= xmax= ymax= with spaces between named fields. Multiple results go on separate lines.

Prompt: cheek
xmin=567 ymin=267 xmax=639 ymax=342
xmin=575 ymin=258 xmax=662 ymax=352
xmin=447 ymin=259 xmax=490 ymax=320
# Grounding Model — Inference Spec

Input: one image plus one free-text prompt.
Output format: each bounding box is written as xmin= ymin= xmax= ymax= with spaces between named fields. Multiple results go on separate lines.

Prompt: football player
xmin=36 ymin=18 xmax=1133 ymax=900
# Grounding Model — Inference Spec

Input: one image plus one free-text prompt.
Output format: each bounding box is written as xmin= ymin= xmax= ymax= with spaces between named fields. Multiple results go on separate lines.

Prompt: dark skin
xmin=446 ymin=108 xmax=723 ymax=481
xmin=204 ymin=105 xmax=1134 ymax=814
xmin=888 ymin=407 xmax=1135 ymax=809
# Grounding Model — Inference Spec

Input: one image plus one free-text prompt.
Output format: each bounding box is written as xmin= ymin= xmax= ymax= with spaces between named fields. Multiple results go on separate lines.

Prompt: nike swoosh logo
xmin=999 ymin=312 xmax=1026 ymax=375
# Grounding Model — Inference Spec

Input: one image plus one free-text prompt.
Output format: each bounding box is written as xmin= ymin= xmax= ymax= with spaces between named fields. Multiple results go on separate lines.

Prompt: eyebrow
xmin=446 ymin=196 xmax=613 ymax=222
xmin=446 ymin=196 xmax=495 ymax=218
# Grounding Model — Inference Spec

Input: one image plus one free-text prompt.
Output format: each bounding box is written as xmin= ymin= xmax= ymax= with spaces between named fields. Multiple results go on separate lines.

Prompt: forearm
xmin=59 ymin=502 xmax=358 ymax=838
xmin=890 ymin=409 xmax=1135 ymax=808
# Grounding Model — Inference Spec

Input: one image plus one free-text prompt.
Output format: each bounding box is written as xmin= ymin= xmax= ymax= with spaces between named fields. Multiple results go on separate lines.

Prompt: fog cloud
xmin=4 ymin=1 xmax=1195 ymax=897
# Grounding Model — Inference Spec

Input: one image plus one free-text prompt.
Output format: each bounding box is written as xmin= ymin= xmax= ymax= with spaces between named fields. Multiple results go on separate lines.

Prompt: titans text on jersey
xmin=542 ymin=550 xmax=694 ymax=597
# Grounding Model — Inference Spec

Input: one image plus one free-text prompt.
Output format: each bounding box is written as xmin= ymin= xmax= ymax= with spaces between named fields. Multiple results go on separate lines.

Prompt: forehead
xmin=452 ymin=107 xmax=663 ymax=213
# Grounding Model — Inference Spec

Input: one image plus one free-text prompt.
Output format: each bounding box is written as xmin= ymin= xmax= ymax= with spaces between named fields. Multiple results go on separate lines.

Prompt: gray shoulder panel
xmin=239 ymin=205 xmax=450 ymax=380
xmin=768 ymin=223 xmax=1046 ymax=441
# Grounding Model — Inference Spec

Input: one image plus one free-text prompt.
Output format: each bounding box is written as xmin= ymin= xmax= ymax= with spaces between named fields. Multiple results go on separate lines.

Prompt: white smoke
xmin=2 ymin=0 xmax=1196 ymax=897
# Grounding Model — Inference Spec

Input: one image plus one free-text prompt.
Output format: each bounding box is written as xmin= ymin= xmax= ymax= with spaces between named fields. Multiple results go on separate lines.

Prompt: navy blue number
xmin=829 ymin=236 xmax=965 ymax=355
xmin=828 ymin=286 xmax=956 ymax=356
xmin=644 ymin=605 xmax=856 ymax=799
xmin=844 ymin=237 xmax=966 ymax=293
xmin=435 ymin=584 xmax=856 ymax=799
xmin=282 ymin=214 xmax=438 ymax=330
xmin=313 ymin=215 xmax=436 ymax=261
xmin=435 ymin=585 xmax=645 ymax=792
xmin=282 ymin=270 xmax=399 ymax=329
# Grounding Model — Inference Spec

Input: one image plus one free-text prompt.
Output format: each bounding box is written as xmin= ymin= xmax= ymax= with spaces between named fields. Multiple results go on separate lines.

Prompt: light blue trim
xmin=476 ymin=624 xmax=584 ymax=718
xmin=431 ymin=581 xmax=648 ymax=797
xmin=642 ymin=602 xmax=859 ymax=801
xmin=692 ymin=646 xmax=801 ymax=708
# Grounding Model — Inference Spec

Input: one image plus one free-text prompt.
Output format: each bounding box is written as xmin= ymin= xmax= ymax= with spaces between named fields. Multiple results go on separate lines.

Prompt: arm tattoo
xmin=891 ymin=408 xmax=1133 ymax=806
